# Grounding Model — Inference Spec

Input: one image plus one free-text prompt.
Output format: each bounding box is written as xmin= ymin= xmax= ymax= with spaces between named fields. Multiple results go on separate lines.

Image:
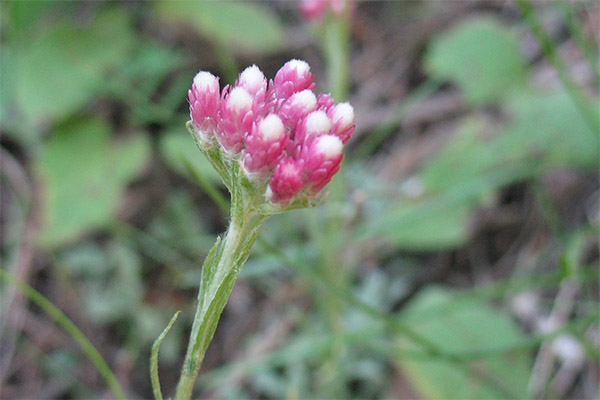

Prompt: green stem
xmin=316 ymin=8 xmax=351 ymax=396
xmin=323 ymin=11 xmax=351 ymax=101
xmin=173 ymin=193 xmax=267 ymax=400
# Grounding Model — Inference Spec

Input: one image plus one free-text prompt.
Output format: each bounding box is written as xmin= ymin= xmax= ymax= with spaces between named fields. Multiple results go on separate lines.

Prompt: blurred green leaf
xmin=16 ymin=7 xmax=135 ymax=126
xmin=155 ymin=1 xmax=285 ymax=54
xmin=109 ymin=42 xmax=187 ymax=125
xmin=396 ymin=287 xmax=530 ymax=399
xmin=501 ymin=90 xmax=599 ymax=168
xmin=425 ymin=17 xmax=526 ymax=104
xmin=2 ymin=0 xmax=53 ymax=43
xmin=160 ymin=129 xmax=221 ymax=184
xmin=420 ymin=117 xmax=502 ymax=193
xmin=370 ymin=199 xmax=472 ymax=250
xmin=38 ymin=117 xmax=150 ymax=246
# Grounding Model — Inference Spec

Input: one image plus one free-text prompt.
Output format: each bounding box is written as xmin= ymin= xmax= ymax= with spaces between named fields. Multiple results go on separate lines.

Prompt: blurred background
xmin=1 ymin=0 xmax=598 ymax=399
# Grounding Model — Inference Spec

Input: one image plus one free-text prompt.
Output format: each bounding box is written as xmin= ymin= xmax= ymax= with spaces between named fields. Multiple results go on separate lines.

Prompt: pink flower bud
xmin=237 ymin=65 xmax=267 ymax=96
xmin=218 ymin=87 xmax=254 ymax=152
xmin=299 ymin=134 xmax=344 ymax=193
xmin=300 ymin=0 xmax=355 ymax=21
xmin=189 ymin=71 xmax=221 ymax=135
xmin=244 ymin=114 xmax=288 ymax=174
xmin=268 ymin=157 xmax=304 ymax=204
xmin=279 ymin=89 xmax=317 ymax=127
xmin=330 ymin=0 xmax=349 ymax=16
xmin=292 ymin=110 xmax=332 ymax=153
xmin=273 ymin=59 xmax=315 ymax=99
xmin=328 ymin=102 xmax=355 ymax=144
xmin=300 ymin=0 xmax=327 ymax=20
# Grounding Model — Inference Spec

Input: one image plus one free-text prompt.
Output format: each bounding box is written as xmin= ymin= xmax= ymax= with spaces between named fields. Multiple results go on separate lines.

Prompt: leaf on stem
xmin=151 ymin=311 xmax=181 ymax=400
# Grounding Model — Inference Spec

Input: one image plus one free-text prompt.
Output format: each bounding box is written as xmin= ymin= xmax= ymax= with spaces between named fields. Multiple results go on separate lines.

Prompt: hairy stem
xmin=173 ymin=194 xmax=267 ymax=400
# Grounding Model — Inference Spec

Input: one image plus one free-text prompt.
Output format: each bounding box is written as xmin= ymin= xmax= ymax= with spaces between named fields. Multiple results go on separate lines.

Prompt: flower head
xmin=300 ymin=0 xmax=355 ymax=21
xmin=188 ymin=60 xmax=355 ymax=209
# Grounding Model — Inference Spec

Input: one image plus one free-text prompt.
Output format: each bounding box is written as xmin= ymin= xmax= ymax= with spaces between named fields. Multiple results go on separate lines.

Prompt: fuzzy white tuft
xmin=305 ymin=111 xmax=331 ymax=135
xmin=227 ymin=87 xmax=253 ymax=112
xmin=316 ymin=135 xmax=343 ymax=159
xmin=287 ymin=59 xmax=310 ymax=74
xmin=259 ymin=114 xmax=284 ymax=141
xmin=239 ymin=65 xmax=265 ymax=92
xmin=290 ymin=89 xmax=317 ymax=110
xmin=193 ymin=71 xmax=218 ymax=90
xmin=333 ymin=102 xmax=354 ymax=128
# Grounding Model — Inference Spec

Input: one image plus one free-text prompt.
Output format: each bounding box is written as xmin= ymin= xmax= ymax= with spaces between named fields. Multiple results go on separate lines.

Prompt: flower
xmin=300 ymin=0 xmax=355 ymax=21
xmin=188 ymin=60 xmax=355 ymax=207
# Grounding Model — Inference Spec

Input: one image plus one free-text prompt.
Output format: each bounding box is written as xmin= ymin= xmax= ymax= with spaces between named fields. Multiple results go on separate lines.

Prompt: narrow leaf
xmin=151 ymin=311 xmax=181 ymax=400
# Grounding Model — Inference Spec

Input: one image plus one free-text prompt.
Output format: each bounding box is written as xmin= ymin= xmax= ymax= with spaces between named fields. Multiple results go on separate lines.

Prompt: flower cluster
xmin=300 ymin=0 xmax=354 ymax=21
xmin=188 ymin=60 xmax=355 ymax=206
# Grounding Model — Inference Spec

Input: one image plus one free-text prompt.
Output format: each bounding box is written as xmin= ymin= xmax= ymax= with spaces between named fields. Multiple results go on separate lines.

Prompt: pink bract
xmin=189 ymin=60 xmax=355 ymax=205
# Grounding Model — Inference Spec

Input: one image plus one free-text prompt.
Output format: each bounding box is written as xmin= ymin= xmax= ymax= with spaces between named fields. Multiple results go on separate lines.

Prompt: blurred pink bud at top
xmin=300 ymin=0 xmax=354 ymax=21
xmin=189 ymin=71 xmax=221 ymax=135
xmin=244 ymin=114 xmax=288 ymax=174
xmin=273 ymin=59 xmax=315 ymax=99
xmin=300 ymin=0 xmax=327 ymax=20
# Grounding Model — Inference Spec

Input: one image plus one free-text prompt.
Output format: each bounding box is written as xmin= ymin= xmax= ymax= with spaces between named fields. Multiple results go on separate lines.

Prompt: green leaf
xmin=16 ymin=7 xmax=135 ymax=125
xmin=2 ymin=0 xmax=53 ymax=43
xmin=425 ymin=17 xmax=526 ymax=104
xmin=420 ymin=117 xmax=504 ymax=194
xmin=155 ymin=1 xmax=285 ymax=54
xmin=151 ymin=310 xmax=181 ymax=400
xmin=396 ymin=287 xmax=531 ymax=399
xmin=501 ymin=90 xmax=599 ymax=168
xmin=38 ymin=117 xmax=150 ymax=246
xmin=370 ymin=199 xmax=472 ymax=251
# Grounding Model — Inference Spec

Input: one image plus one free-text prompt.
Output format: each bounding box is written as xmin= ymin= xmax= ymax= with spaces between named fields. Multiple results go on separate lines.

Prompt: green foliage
xmin=2 ymin=1 xmax=597 ymax=398
xmin=360 ymin=15 xmax=598 ymax=251
xmin=501 ymin=90 xmax=599 ymax=167
xmin=425 ymin=17 xmax=526 ymax=104
xmin=397 ymin=287 xmax=531 ymax=399
xmin=15 ymin=7 xmax=135 ymax=129
xmin=155 ymin=1 xmax=285 ymax=54
xmin=37 ymin=117 xmax=150 ymax=246
xmin=107 ymin=43 xmax=187 ymax=126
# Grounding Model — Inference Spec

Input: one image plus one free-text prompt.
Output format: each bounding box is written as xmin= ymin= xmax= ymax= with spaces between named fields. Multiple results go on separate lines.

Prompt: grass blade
xmin=0 ymin=269 xmax=126 ymax=400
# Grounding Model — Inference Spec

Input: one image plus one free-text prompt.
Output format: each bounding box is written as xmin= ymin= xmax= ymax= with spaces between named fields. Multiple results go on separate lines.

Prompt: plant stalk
xmin=173 ymin=194 xmax=267 ymax=400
